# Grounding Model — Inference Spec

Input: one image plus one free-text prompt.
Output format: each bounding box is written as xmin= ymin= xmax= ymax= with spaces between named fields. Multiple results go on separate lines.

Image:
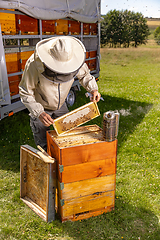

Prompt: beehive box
xmin=18 ymin=51 xmax=34 ymax=71
xmin=83 ymin=23 xmax=90 ymax=35
xmin=20 ymin=145 xmax=56 ymax=222
xmin=85 ymin=59 xmax=97 ymax=71
xmin=0 ymin=9 xmax=16 ymax=35
xmin=89 ymin=59 xmax=97 ymax=71
xmin=42 ymin=20 xmax=55 ymax=35
xmin=15 ymin=14 xmax=38 ymax=35
xmin=90 ymin=23 xmax=98 ymax=35
xmin=55 ymin=19 xmax=68 ymax=35
xmin=8 ymin=75 xmax=21 ymax=96
xmin=5 ymin=52 xmax=19 ymax=73
xmin=47 ymin=125 xmax=117 ymax=222
xmin=68 ymin=20 xmax=81 ymax=35
xmin=89 ymin=50 xmax=97 ymax=58
xmin=86 ymin=51 xmax=90 ymax=59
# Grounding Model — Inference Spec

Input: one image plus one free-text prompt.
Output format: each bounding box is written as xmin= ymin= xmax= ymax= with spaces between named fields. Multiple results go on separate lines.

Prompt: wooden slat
xmin=46 ymin=164 xmax=50 ymax=222
xmin=47 ymin=132 xmax=61 ymax=164
xmin=58 ymin=174 xmax=116 ymax=199
xmin=60 ymin=190 xmax=115 ymax=218
xmin=61 ymin=205 xmax=114 ymax=222
xmin=20 ymin=146 xmax=28 ymax=198
xmin=46 ymin=163 xmax=57 ymax=222
xmin=59 ymin=158 xmax=116 ymax=184
xmin=60 ymin=140 xmax=117 ymax=167
xmin=21 ymin=197 xmax=47 ymax=222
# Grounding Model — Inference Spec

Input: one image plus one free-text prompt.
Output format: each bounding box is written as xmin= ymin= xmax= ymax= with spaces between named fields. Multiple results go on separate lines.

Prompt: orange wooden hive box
xmin=18 ymin=51 xmax=34 ymax=71
xmin=42 ymin=20 xmax=55 ymax=35
xmin=68 ymin=20 xmax=81 ymax=35
xmin=0 ymin=9 xmax=16 ymax=35
xmin=15 ymin=14 xmax=38 ymax=35
xmin=47 ymin=125 xmax=117 ymax=222
xmin=5 ymin=52 xmax=21 ymax=96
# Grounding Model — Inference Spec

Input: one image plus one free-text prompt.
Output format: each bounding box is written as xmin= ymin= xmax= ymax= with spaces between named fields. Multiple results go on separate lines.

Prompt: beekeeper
xmin=19 ymin=36 xmax=101 ymax=150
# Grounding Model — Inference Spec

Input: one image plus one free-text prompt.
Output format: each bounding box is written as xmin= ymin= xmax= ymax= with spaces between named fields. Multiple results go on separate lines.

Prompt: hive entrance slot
xmin=75 ymin=211 xmax=89 ymax=217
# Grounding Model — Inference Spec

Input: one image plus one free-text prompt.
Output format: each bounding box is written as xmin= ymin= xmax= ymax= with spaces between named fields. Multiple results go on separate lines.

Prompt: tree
xmin=101 ymin=10 xmax=124 ymax=47
xmin=130 ymin=12 xmax=150 ymax=47
xmin=100 ymin=15 xmax=109 ymax=47
xmin=101 ymin=10 xmax=150 ymax=48
xmin=121 ymin=10 xmax=133 ymax=47
xmin=154 ymin=26 xmax=160 ymax=45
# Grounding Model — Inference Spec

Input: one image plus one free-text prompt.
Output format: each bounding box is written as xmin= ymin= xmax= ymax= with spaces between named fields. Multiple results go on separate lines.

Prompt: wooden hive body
xmin=15 ymin=14 xmax=38 ymax=35
xmin=0 ymin=10 xmax=16 ymax=35
xmin=47 ymin=125 xmax=117 ymax=222
xmin=20 ymin=145 xmax=56 ymax=222
xmin=5 ymin=50 xmax=34 ymax=96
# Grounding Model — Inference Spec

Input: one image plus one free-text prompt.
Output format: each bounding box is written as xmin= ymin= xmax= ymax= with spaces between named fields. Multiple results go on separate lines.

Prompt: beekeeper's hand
xmin=91 ymin=90 xmax=101 ymax=102
xmin=39 ymin=112 xmax=54 ymax=126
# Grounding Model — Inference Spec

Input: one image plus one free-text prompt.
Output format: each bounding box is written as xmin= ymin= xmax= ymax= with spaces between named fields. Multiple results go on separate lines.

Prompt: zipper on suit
xmin=57 ymin=83 xmax=60 ymax=110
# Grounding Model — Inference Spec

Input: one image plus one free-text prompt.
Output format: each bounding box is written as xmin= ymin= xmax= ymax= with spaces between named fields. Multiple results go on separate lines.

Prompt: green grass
xmin=0 ymin=45 xmax=160 ymax=239
xmin=147 ymin=19 xmax=160 ymax=40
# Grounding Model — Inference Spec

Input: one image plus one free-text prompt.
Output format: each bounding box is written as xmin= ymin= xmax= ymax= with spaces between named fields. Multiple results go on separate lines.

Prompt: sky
xmin=101 ymin=0 xmax=160 ymax=18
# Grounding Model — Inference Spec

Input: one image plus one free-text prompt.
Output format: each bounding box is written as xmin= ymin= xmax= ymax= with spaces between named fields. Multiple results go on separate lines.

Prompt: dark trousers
xmin=30 ymin=102 xmax=69 ymax=151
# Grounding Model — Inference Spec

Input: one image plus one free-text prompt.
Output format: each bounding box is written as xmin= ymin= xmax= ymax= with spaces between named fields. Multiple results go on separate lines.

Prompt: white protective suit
xmin=19 ymin=49 xmax=98 ymax=118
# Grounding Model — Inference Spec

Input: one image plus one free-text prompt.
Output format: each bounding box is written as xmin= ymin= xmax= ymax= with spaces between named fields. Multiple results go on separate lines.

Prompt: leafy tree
xmin=130 ymin=12 xmax=150 ymax=47
xmin=121 ymin=10 xmax=133 ymax=47
xmin=154 ymin=26 xmax=160 ymax=45
xmin=101 ymin=10 xmax=123 ymax=47
xmin=101 ymin=10 xmax=150 ymax=48
xmin=100 ymin=15 xmax=109 ymax=47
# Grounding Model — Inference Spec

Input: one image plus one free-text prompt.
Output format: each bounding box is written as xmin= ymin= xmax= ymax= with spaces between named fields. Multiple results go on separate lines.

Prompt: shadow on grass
xmin=72 ymin=88 xmax=153 ymax=146
xmin=94 ymin=92 xmax=153 ymax=146
xmin=0 ymin=89 xmax=152 ymax=173
xmin=60 ymin=199 xmax=160 ymax=240
xmin=0 ymin=109 xmax=36 ymax=173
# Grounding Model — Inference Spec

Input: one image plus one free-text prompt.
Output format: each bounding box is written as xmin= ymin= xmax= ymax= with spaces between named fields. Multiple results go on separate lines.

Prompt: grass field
xmin=147 ymin=19 xmax=160 ymax=41
xmin=0 ymin=22 xmax=160 ymax=240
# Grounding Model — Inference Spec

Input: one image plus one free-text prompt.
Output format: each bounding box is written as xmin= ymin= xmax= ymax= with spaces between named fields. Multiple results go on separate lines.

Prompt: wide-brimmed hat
xmin=36 ymin=36 xmax=86 ymax=74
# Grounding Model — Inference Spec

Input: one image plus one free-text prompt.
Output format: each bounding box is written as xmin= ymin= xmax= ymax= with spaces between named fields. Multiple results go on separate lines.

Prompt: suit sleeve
xmin=76 ymin=63 xmax=98 ymax=93
xmin=19 ymin=58 xmax=44 ymax=118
